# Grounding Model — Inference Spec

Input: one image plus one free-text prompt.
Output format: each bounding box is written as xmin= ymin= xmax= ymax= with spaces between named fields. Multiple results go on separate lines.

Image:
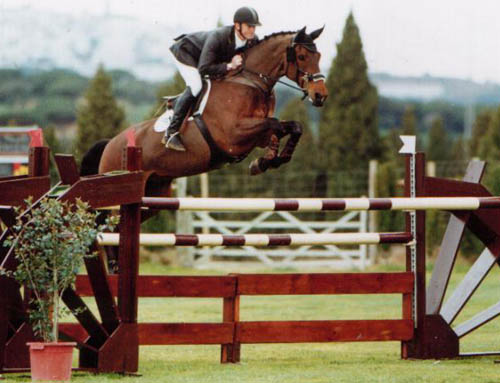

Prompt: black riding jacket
xmin=169 ymin=25 xmax=259 ymax=78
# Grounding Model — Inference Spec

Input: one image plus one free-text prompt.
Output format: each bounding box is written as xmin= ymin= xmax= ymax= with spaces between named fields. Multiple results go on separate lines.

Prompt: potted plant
xmin=1 ymin=197 xmax=117 ymax=382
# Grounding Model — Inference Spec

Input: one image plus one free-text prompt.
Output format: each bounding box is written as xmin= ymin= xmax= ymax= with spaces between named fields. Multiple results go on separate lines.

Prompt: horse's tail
xmin=80 ymin=139 xmax=110 ymax=176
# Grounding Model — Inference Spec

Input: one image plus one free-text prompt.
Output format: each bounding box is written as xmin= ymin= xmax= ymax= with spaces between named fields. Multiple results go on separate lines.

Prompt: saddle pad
xmin=153 ymin=108 xmax=173 ymax=132
xmin=153 ymin=79 xmax=212 ymax=133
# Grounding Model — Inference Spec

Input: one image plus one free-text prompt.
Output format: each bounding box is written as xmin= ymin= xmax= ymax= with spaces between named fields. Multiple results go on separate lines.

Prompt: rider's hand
xmin=227 ymin=54 xmax=243 ymax=71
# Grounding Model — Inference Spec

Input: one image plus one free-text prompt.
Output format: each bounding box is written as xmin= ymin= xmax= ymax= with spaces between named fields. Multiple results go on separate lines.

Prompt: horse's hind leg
xmin=142 ymin=174 xmax=173 ymax=223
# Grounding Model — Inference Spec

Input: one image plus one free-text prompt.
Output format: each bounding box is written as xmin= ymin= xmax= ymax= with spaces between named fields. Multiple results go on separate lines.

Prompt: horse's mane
xmin=251 ymin=31 xmax=296 ymax=49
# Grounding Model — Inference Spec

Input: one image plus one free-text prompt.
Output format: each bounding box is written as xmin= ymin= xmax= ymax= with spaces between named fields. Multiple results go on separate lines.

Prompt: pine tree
xmin=427 ymin=116 xmax=450 ymax=161
xmin=450 ymin=137 xmax=467 ymax=162
xmin=75 ymin=65 xmax=126 ymax=161
xmin=319 ymin=12 xmax=380 ymax=174
xmin=279 ymin=98 xmax=315 ymax=173
xmin=383 ymin=106 xmax=418 ymax=163
xmin=402 ymin=105 xmax=417 ymax=135
xmin=478 ymin=106 xmax=500 ymax=162
xmin=469 ymin=108 xmax=491 ymax=157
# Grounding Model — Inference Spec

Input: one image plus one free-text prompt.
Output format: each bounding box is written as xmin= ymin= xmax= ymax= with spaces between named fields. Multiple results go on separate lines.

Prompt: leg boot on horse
xmin=162 ymin=86 xmax=197 ymax=151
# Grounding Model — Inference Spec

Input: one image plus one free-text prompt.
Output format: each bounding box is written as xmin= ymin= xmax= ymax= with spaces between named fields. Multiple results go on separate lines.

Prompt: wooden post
xmin=368 ymin=160 xmax=378 ymax=264
xmin=175 ymin=177 xmax=194 ymax=267
xmin=115 ymin=146 xmax=142 ymax=372
xmin=401 ymin=152 xmax=426 ymax=358
xmin=28 ymin=146 xmax=50 ymax=178
xmin=426 ymin=161 xmax=436 ymax=178
xmin=1 ymin=145 xmax=50 ymax=372
xmin=221 ymin=274 xmax=240 ymax=363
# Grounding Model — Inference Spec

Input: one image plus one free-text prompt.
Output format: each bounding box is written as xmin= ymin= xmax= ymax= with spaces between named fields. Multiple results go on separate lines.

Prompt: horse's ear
xmin=295 ymin=26 xmax=307 ymax=42
xmin=309 ymin=25 xmax=325 ymax=40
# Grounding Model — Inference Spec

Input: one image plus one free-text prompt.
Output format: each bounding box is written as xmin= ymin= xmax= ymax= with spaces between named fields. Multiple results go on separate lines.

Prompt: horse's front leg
xmin=274 ymin=120 xmax=303 ymax=165
xmin=249 ymin=119 xmax=304 ymax=175
xmin=249 ymin=118 xmax=283 ymax=176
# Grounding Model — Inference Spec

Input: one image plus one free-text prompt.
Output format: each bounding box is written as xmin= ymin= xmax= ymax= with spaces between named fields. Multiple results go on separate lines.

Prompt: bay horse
xmin=81 ymin=26 xmax=328 ymax=198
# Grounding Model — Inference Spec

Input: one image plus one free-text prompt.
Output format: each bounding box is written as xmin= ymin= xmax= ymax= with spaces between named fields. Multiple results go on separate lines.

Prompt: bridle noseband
xmin=285 ymin=40 xmax=326 ymax=99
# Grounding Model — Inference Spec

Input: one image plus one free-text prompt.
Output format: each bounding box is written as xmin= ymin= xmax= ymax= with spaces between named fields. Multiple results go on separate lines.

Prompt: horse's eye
xmin=298 ymin=55 xmax=305 ymax=61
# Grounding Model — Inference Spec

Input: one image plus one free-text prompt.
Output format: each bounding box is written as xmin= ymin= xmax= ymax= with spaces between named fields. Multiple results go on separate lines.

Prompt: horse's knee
xmin=290 ymin=122 xmax=303 ymax=138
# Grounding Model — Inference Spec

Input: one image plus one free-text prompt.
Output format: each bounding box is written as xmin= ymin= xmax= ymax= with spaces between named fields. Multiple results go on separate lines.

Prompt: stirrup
xmin=164 ymin=131 xmax=186 ymax=151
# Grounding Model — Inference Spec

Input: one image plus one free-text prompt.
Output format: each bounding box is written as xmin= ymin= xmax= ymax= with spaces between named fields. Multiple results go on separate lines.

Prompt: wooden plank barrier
xmin=71 ymin=272 xmax=414 ymax=363
xmin=5 ymin=138 xmax=500 ymax=375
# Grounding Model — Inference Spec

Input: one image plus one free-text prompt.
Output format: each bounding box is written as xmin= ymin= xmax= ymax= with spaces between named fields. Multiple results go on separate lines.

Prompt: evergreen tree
xmin=382 ymin=106 xmax=418 ymax=163
xmin=279 ymin=98 xmax=315 ymax=173
xmin=44 ymin=124 xmax=63 ymax=155
xmin=469 ymin=108 xmax=491 ymax=157
xmin=319 ymin=12 xmax=381 ymax=174
xmin=478 ymin=105 xmax=500 ymax=162
xmin=75 ymin=65 xmax=126 ymax=161
xmin=427 ymin=116 xmax=450 ymax=161
xmin=277 ymin=98 xmax=317 ymax=196
xmin=383 ymin=128 xmax=405 ymax=162
xmin=450 ymin=137 xmax=467 ymax=162
xmin=401 ymin=105 xmax=417 ymax=135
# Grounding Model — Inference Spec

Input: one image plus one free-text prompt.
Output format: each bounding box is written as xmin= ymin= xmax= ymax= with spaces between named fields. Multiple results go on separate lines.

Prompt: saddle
xmin=153 ymin=80 xmax=209 ymax=133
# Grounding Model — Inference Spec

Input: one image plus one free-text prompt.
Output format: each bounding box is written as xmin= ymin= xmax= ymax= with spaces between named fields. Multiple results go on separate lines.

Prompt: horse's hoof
xmin=166 ymin=134 xmax=186 ymax=152
xmin=249 ymin=159 xmax=263 ymax=176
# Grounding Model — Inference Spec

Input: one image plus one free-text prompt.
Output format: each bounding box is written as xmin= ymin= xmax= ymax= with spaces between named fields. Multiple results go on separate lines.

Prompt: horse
xmin=81 ymin=26 xmax=328 ymax=199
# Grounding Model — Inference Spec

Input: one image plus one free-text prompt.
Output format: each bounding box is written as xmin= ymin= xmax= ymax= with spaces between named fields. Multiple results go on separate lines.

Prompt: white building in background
xmin=0 ymin=126 xmax=40 ymax=176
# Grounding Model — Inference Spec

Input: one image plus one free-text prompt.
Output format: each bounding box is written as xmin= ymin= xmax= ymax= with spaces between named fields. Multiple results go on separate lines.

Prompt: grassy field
xmin=4 ymin=260 xmax=500 ymax=383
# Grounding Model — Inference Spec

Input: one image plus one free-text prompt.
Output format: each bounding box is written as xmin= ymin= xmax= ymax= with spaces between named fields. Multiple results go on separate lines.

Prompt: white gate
xmin=188 ymin=210 xmax=369 ymax=269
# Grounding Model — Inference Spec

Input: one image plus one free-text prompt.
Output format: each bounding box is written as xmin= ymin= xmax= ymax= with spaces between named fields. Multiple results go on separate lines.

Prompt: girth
xmin=192 ymin=114 xmax=247 ymax=169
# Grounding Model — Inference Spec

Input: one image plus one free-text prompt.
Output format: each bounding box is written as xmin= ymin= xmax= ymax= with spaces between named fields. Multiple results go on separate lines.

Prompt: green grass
xmin=4 ymin=260 xmax=500 ymax=382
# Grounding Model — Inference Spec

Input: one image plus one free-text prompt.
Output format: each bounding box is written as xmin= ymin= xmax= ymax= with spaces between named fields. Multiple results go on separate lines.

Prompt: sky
xmin=1 ymin=0 xmax=500 ymax=83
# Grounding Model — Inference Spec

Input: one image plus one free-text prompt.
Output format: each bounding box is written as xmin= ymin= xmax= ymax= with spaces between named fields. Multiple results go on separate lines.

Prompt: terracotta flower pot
xmin=27 ymin=342 xmax=76 ymax=382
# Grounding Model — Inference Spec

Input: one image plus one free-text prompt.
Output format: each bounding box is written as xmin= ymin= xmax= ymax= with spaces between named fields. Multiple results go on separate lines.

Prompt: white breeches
xmin=170 ymin=51 xmax=203 ymax=96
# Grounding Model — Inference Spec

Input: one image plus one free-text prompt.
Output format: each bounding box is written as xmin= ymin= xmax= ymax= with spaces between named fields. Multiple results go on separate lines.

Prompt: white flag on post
xmin=399 ymin=135 xmax=416 ymax=154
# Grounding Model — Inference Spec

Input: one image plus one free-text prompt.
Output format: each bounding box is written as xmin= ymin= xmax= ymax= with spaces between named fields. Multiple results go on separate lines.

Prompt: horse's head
xmin=285 ymin=26 xmax=328 ymax=107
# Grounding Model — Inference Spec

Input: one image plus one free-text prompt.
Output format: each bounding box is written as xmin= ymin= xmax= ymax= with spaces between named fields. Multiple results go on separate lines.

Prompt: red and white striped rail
xmin=141 ymin=197 xmax=500 ymax=212
xmin=98 ymin=232 xmax=412 ymax=247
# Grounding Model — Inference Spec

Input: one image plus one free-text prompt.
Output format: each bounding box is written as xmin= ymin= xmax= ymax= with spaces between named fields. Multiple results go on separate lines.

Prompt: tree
xmin=75 ymin=65 xmax=126 ymax=161
xmin=477 ymin=105 xmax=500 ymax=162
xmin=450 ymin=137 xmax=467 ymax=162
xmin=279 ymin=98 xmax=316 ymax=173
xmin=469 ymin=108 xmax=492 ymax=157
xmin=401 ymin=105 xmax=417 ymax=135
xmin=319 ymin=12 xmax=381 ymax=175
xmin=427 ymin=116 xmax=450 ymax=161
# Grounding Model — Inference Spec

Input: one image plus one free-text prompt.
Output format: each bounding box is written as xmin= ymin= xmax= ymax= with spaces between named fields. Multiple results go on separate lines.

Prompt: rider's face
xmin=236 ymin=22 xmax=256 ymax=40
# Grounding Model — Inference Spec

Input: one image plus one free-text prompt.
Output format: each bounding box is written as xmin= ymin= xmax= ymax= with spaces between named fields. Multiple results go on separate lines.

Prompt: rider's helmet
xmin=233 ymin=7 xmax=262 ymax=26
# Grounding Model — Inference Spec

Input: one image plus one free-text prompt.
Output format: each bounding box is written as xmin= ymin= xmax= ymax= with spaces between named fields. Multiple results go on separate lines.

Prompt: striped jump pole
xmin=141 ymin=196 xmax=500 ymax=212
xmin=98 ymin=232 xmax=412 ymax=247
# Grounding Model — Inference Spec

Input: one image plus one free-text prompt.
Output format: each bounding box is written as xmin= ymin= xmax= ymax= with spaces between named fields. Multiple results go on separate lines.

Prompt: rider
xmin=163 ymin=6 xmax=261 ymax=151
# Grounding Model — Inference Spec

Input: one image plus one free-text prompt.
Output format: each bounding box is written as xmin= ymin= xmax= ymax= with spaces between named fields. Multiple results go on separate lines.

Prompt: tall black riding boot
xmin=162 ymin=87 xmax=196 ymax=151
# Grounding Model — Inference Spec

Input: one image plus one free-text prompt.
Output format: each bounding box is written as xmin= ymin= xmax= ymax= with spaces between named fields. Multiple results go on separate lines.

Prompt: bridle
xmin=284 ymin=40 xmax=326 ymax=95
xmin=240 ymin=35 xmax=325 ymax=100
